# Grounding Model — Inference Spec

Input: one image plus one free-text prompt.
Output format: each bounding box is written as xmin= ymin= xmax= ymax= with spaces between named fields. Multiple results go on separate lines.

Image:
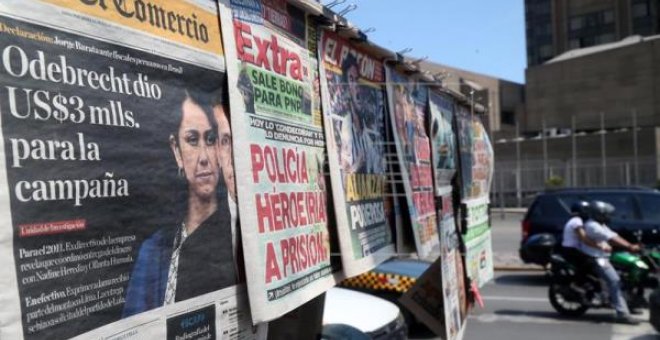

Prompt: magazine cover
xmin=0 ymin=0 xmax=264 ymax=339
xmin=318 ymin=30 xmax=394 ymax=276
xmin=384 ymin=67 xmax=440 ymax=260
xmin=218 ymin=0 xmax=336 ymax=323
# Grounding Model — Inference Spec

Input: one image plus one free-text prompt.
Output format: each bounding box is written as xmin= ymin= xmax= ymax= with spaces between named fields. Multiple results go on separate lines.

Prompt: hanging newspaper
xmin=456 ymin=106 xmax=494 ymax=287
xmin=318 ymin=30 xmax=394 ymax=276
xmin=0 ymin=0 xmax=265 ymax=339
xmin=218 ymin=0 xmax=336 ymax=323
xmin=385 ymin=67 xmax=439 ymax=260
xmin=456 ymin=107 xmax=493 ymax=203
xmin=429 ymin=91 xmax=457 ymax=195
xmin=400 ymin=194 xmax=467 ymax=339
xmin=439 ymin=194 xmax=468 ymax=338
xmin=465 ymin=225 xmax=494 ymax=288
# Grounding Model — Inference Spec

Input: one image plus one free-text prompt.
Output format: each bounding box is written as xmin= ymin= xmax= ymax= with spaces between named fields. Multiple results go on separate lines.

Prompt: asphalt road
xmin=409 ymin=211 xmax=658 ymax=339
xmin=465 ymin=271 xmax=657 ymax=340
xmin=490 ymin=211 xmax=525 ymax=254
xmin=410 ymin=271 xmax=657 ymax=340
xmin=490 ymin=210 xmax=538 ymax=269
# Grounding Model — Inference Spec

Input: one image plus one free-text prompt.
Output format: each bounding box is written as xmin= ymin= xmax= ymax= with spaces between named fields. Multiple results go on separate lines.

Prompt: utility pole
xmin=633 ymin=109 xmax=639 ymax=185
xmin=600 ymin=112 xmax=606 ymax=186
xmin=516 ymin=120 xmax=521 ymax=207
xmin=542 ymin=117 xmax=548 ymax=181
xmin=572 ymin=115 xmax=577 ymax=187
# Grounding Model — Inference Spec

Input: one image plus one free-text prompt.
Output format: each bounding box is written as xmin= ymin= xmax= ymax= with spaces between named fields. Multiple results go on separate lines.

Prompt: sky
xmin=341 ymin=0 xmax=527 ymax=83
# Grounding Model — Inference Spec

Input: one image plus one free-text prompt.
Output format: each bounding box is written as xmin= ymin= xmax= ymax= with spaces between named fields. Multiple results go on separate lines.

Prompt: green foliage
xmin=545 ymin=175 xmax=564 ymax=189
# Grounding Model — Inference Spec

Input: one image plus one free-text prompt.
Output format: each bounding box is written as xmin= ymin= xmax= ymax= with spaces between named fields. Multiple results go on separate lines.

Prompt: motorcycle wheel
xmin=548 ymin=283 xmax=589 ymax=317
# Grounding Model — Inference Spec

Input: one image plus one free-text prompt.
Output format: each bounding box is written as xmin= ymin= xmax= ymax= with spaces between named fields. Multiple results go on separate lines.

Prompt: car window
xmin=557 ymin=194 xmax=581 ymax=212
xmin=637 ymin=194 xmax=660 ymax=223
xmin=588 ymin=193 xmax=639 ymax=222
xmin=529 ymin=195 xmax=568 ymax=219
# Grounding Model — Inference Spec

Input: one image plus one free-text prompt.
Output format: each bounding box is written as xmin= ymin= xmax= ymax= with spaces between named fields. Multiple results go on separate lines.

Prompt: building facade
xmin=419 ymin=61 xmax=525 ymax=139
xmin=526 ymin=0 xmax=660 ymax=66
xmin=526 ymin=35 xmax=660 ymax=132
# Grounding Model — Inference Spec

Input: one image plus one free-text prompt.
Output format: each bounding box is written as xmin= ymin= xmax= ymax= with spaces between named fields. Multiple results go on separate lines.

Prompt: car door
xmin=634 ymin=193 xmax=660 ymax=245
xmin=528 ymin=194 xmax=571 ymax=239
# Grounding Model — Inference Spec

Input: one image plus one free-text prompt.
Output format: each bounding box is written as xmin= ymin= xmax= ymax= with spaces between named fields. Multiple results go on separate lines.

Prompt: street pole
xmin=600 ymin=112 xmax=606 ymax=186
xmin=516 ymin=120 xmax=521 ymax=207
xmin=499 ymin=171 xmax=505 ymax=220
xmin=542 ymin=117 xmax=548 ymax=181
xmin=571 ymin=115 xmax=577 ymax=187
xmin=633 ymin=109 xmax=639 ymax=185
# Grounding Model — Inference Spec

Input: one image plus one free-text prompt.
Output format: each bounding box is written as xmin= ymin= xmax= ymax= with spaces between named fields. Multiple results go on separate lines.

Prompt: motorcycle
xmin=520 ymin=231 xmax=660 ymax=316
xmin=547 ymin=245 xmax=660 ymax=317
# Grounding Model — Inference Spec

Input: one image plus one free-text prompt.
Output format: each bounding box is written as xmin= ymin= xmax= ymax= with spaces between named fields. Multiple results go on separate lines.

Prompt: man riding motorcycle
xmin=581 ymin=200 xmax=641 ymax=325
xmin=560 ymin=201 xmax=611 ymax=275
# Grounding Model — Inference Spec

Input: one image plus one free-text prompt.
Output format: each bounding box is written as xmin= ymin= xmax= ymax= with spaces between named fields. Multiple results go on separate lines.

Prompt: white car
xmin=322 ymin=287 xmax=407 ymax=339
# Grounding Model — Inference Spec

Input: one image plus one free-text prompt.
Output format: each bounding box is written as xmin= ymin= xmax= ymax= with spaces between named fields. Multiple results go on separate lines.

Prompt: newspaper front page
xmin=429 ymin=91 xmax=457 ymax=194
xmin=217 ymin=0 xmax=336 ymax=323
xmin=385 ymin=67 xmax=440 ymax=260
xmin=318 ymin=30 xmax=394 ymax=276
xmin=456 ymin=106 xmax=494 ymax=287
xmin=0 ymin=0 xmax=263 ymax=338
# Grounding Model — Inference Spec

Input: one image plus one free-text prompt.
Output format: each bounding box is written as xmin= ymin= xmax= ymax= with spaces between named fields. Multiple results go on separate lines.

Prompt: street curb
xmin=493 ymin=265 xmax=544 ymax=272
xmin=491 ymin=208 xmax=527 ymax=213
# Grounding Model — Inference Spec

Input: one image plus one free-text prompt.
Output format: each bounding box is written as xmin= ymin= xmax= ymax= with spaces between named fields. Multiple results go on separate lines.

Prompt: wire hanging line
xmin=324 ymin=0 xmax=346 ymax=9
xmin=337 ymin=3 xmax=357 ymax=16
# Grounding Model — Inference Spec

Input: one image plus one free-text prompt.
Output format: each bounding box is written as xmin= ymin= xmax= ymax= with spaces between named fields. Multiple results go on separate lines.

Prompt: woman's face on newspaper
xmin=173 ymin=98 xmax=220 ymax=200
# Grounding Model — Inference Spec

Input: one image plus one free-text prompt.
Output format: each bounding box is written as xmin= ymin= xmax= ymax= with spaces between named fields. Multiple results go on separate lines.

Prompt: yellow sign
xmin=42 ymin=0 xmax=223 ymax=55
xmin=345 ymin=174 xmax=383 ymax=202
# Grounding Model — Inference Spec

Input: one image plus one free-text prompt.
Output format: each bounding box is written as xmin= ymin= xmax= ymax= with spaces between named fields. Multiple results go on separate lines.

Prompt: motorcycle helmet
xmin=570 ymin=200 xmax=590 ymax=220
xmin=589 ymin=200 xmax=615 ymax=224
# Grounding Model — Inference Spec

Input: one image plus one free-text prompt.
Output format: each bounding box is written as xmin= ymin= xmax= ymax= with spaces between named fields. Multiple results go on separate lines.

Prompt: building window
xmin=633 ymin=20 xmax=653 ymax=35
xmin=632 ymin=2 xmax=649 ymax=18
xmin=535 ymin=2 xmax=551 ymax=15
xmin=501 ymin=111 xmax=516 ymax=126
xmin=568 ymin=39 xmax=580 ymax=49
xmin=581 ymin=36 xmax=595 ymax=47
xmin=595 ymin=33 xmax=616 ymax=44
xmin=567 ymin=9 xmax=617 ymax=48
xmin=540 ymin=22 xmax=552 ymax=35
xmin=569 ymin=16 xmax=585 ymax=31
xmin=586 ymin=15 xmax=598 ymax=27
xmin=539 ymin=44 xmax=553 ymax=58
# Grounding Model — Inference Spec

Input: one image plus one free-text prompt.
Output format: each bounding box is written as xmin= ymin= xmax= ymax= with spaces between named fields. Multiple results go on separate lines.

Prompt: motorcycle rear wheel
xmin=549 ymin=283 xmax=589 ymax=317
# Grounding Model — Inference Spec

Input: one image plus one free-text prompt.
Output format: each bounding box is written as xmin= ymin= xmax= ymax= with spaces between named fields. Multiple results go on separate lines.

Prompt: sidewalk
xmin=493 ymin=251 xmax=543 ymax=271
xmin=491 ymin=207 xmax=528 ymax=214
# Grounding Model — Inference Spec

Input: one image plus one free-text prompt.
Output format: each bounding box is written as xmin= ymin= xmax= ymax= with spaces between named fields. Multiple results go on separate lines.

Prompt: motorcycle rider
xmin=582 ymin=200 xmax=641 ymax=325
xmin=560 ymin=201 xmax=611 ymax=274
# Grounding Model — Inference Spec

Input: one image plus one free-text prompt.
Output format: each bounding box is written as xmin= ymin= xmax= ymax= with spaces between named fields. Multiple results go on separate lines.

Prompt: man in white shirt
xmin=581 ymin=201 xmax=640 ymax=325
xmin=561 ymin=201 xmax=610 ymax=268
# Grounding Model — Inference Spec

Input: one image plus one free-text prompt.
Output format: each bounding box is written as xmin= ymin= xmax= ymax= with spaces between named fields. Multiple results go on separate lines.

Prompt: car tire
xmin=548 ymin=283 xmax=589 ymax=317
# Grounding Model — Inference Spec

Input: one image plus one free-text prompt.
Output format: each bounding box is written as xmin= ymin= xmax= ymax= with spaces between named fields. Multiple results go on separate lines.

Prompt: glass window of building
xmin=501 ymin=111 xmax=516 ymax=126
xmin=632 ymin=1 xmax=649 ymax=18
xmin=603 ymin=10 xmax=615 ymax=24
xmin=541 ymin=22 xmax=552 ymax=35
xmin=596 ymin=33 xmax=616 ymax=44
xmin=539 ymin=44 xmax=553 ymax=58
xmin=569 ymin=16 xmax=585 ymax=31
